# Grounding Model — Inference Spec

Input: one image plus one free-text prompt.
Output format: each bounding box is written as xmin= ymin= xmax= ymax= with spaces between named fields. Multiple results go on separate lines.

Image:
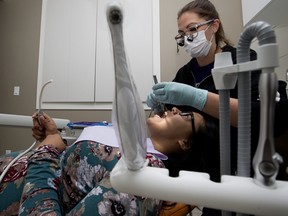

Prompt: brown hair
xmin=177 ymin=0 xmax=232 ymax=47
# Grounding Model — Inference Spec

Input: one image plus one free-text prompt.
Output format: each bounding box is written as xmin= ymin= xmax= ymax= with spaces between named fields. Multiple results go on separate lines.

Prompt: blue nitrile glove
xmin=146 ymin=92 xmax=164 ymax=113
xmin=152 ymin=82 xmax=208 ymax=111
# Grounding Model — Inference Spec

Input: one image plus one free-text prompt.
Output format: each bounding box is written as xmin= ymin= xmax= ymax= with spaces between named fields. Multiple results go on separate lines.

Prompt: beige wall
xmin=0 ymin=0 xmax=243 ymax=154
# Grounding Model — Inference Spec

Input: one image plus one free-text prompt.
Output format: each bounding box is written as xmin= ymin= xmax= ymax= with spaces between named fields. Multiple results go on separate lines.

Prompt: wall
xmin=0 ymin=0 xmax=243 ymax=154
xmin=241 ymin=0 xmax=271 ymax=26
xmin=275 ymin=26 xmax=288 ymax=82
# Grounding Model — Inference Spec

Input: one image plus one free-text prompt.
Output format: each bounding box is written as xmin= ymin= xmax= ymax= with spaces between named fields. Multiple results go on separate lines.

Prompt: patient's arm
xmin=18 ymin=114 xmax=67 ymax=215
xmin=19 ymin=145 xmax=63 ymax=216
xmin=19 ymin=113 xmax=66 ymax=215
xmin=20 ymin=113 xmax=66 ymax=215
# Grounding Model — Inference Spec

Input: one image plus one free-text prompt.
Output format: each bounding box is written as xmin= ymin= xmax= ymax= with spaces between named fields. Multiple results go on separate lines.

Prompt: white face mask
xmin=184 ymin=27 xmax=213 ymax=58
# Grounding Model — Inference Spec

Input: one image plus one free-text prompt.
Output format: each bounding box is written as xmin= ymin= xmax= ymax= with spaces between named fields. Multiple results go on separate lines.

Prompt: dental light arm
xmin=107 ymin=2 xmax=147 ymax=170
xmin=107 ymin=2 xmax=288 ymax=214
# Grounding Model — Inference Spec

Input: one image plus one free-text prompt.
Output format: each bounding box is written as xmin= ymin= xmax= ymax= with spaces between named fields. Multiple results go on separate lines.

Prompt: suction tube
xmin=106 ymin=2 xmax=147 ymax=170
xmin=236 ymin=21 xmax=277 ymax=178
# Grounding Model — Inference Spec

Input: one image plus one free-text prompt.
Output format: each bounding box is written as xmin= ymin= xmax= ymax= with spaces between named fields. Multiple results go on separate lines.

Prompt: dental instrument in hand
xmin=37 ymin=79 xmax=53 ymax=124
xmin=148 ymin=75 xmax=166 ymax=117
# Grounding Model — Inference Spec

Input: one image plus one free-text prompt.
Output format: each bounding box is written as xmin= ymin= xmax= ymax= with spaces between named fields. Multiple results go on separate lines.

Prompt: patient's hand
xmin=32 ymin=112 xmax=66 ymax=152
xmin=32 ymin=112 xmax=58 ymax=141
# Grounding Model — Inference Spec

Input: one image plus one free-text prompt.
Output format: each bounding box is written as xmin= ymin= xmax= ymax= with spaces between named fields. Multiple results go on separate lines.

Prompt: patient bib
xmin=74 ymin=125 xmax=167 ymax=160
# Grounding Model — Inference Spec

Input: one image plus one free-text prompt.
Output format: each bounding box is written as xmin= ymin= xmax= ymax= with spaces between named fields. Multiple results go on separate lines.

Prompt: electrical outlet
xmin=5 ymin=150 xmax=11 ymax=154
xmin=13 ymin=86 xmax=20 ymax=95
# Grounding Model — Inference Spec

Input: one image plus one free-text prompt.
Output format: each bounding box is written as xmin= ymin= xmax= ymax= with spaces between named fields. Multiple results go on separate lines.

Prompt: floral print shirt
xmin=0 ymin=140 xmax=165 ymax=216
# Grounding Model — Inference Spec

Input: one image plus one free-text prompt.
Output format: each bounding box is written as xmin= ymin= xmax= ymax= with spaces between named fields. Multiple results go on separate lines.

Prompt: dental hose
xmin=107 ymin=2 xmax=147 ymax=170
xmin=0 ymin=141 xmax=37 ymax=184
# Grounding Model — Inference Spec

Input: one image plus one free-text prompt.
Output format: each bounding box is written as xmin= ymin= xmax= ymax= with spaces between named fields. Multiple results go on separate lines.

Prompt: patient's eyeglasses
xmin=179 ymin=112 xmax=195 ymax=134
xmin=175 ymin=19 xmax=215 ymax=47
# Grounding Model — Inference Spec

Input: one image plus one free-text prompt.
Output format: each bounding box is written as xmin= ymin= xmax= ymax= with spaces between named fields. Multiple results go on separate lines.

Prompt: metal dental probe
xmin=149 ymin=75 xmax=165 ymax=117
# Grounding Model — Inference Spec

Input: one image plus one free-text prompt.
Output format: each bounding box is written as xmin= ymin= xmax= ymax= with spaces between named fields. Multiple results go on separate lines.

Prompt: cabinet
xmin=37 ymin=0 xmax=160 ymax=109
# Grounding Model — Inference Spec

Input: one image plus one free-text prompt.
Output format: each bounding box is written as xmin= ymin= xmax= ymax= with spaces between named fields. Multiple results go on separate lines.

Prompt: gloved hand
xmin=150 ymin=82 xmax=208 ymax=111
xmin=146 ymin=92 xmax=164 ymax=114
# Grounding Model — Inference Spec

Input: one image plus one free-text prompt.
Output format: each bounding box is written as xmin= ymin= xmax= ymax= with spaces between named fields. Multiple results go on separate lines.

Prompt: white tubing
xmin=0 ymin=141 xmax=37 ymax=184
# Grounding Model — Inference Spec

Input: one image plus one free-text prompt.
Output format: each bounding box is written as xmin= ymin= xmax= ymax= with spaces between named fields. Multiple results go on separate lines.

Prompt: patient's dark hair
xmin=163 ymin=112 xmax=220 ymax=181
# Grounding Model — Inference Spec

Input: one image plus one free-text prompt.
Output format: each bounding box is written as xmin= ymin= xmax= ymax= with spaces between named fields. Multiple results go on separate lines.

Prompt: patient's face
xmin=147 ymin=107 xmax=194 ymax=153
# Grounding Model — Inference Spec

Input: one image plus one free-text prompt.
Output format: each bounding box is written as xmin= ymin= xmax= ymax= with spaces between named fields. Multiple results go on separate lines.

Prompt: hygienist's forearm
xmin=203 ymin=92 xmax=238 ymax=127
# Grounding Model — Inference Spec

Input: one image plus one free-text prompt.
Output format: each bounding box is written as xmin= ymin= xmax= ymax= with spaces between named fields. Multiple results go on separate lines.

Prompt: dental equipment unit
xmin=107 ymin=2 xmax=287 ymax=216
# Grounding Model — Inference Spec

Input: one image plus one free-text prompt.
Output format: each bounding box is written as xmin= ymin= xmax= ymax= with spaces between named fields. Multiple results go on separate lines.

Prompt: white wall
xmin=241 ymin=0 xmax=271 ymax=26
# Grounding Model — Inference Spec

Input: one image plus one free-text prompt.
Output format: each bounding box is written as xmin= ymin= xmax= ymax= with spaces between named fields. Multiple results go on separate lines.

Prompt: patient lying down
xmin=0 ymin=107 xmax=218 ymax=215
